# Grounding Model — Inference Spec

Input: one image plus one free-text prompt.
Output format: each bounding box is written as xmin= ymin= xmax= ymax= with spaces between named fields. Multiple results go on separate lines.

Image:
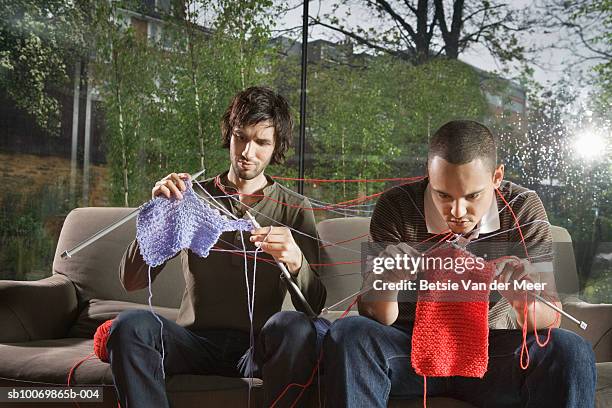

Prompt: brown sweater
xmin=119 ymin=172 xmax=326 ymax=334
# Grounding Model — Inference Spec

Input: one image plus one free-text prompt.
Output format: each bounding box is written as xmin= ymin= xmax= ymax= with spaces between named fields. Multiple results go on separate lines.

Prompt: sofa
xmin=0 ymin=207 xmax=610 ymax=407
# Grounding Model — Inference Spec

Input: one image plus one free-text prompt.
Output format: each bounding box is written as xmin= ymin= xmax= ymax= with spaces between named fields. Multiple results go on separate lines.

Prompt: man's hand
xmin=495 ymin=257 xmax=562 ymax=330
xmin=495 ymin=257 xmax=540 ymax=308
xmin=250 ymin=226 xmax=303 ymax=273
xmin=152 ymin=172 xmax=191 ymax=200
xmin=359 ymin=243 xmax=419 ymax=326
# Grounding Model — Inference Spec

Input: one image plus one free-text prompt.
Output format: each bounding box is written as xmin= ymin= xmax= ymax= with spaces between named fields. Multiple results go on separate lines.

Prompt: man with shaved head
xmin=323 ymin=120 xmax=596 ymax=407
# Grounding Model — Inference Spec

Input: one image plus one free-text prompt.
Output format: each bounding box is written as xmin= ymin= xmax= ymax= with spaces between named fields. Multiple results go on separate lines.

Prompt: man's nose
xmin=450 ymin=200 xmax=467 ymax=219
xmin=241 ymin=141 xmax=255 ymax=159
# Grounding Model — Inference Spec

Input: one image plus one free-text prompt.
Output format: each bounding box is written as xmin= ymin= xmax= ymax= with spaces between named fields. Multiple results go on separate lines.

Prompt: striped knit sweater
xmin=368 ymin=178 xmax=556 ymax=329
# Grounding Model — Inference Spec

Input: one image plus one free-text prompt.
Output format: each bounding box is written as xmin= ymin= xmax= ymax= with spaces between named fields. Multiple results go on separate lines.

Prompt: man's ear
xmin=493 ymin=164 xmax=504 ymax=188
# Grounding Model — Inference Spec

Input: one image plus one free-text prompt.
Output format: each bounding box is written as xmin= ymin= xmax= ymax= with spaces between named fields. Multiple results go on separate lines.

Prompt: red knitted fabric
xmin=411 ymin=247 xmax=495 ymax=378
xmin=94 ymin=319 xmax=114 ymax=363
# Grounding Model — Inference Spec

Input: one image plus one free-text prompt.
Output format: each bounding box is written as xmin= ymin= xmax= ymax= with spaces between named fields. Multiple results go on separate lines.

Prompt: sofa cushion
xmin=0 ymin=338 xmax=112 ymax=385
xmin=550 ymin=225 xmax=580 ymax=296
xmin=68 ymin=299 xmax=179 ymax=338
xmin=0 ymin=339 xmax=263 ymax=408
xmin=596 ymin=362 xmax=612 ymax=408
xmin=166 ymin=376 xmax=263 ymax=407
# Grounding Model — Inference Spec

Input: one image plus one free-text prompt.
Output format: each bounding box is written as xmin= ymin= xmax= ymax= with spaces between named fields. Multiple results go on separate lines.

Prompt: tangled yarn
xmin=136 ymin=180 xmax=254 ymax=267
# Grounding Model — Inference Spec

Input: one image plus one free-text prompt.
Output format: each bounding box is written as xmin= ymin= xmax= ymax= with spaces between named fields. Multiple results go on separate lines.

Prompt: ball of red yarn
xmin=93 ymin=319 xmax=114 ymax=363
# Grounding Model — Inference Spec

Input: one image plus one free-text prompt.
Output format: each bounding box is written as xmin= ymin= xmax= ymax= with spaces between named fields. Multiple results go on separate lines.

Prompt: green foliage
xmin=306 ymin=62 xmax=399 ymax=206
xmin=90 ymin=0 xmax=275 ymax=206
xmin=0 ymin=0 xmax=87 ymax=133
xmin=0 ymin=181 xmax=71 ymax=280
xmin=583 ymin=269 xmax=612 ymax=304
xmin=574 ymin=0 xmax=612 ymax=117
xmin=273 ymin=55 xmax=488 ymax=213
xmin=382 ymin=58 xmax=489 ymax=147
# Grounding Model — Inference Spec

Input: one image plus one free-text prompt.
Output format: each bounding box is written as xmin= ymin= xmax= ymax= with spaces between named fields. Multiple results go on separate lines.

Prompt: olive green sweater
xmin=119 ymin=172 xmax=326 ymax=334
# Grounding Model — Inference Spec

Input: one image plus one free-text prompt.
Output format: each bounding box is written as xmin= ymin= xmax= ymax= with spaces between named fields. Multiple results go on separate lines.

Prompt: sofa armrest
xmin=561 ymin=301 xmax=612 ymax=363
xmin=0 ymin=274 xmax=78 ymax=342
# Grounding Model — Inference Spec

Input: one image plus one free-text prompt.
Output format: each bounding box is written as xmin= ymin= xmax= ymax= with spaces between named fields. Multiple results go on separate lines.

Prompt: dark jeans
xmin=106 ymin=309 xmax=330 ymax=408
xmin=323 ymin=316 xmax=597 ymax=408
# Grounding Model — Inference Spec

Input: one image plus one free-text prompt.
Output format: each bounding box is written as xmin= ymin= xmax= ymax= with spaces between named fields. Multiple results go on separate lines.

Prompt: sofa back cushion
xmin=54 ymin=207 xmax=185 ymax=309
xmin=550 ymin=225 xmax=580 ymax=296
xmin=317 ymin=217 xmax=370 ymax=307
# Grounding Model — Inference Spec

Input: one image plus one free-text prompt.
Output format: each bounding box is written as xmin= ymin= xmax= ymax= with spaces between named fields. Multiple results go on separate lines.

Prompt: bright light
xmin=573 ymin=130 xmax=608 ymax=161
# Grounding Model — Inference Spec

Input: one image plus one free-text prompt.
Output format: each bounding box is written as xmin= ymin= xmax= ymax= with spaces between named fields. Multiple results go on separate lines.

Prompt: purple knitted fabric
xmin=136 ymin=180 xmax=254 ymax=267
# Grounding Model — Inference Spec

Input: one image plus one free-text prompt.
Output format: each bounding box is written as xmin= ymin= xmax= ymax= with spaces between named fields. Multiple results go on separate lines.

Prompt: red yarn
xmin=66 ymin=319 xmax=116 ymax=408
xmin=94 ymin=319 xmax=114 ymax=363
xmin=411 ymin=247 xmax=495 ymax=379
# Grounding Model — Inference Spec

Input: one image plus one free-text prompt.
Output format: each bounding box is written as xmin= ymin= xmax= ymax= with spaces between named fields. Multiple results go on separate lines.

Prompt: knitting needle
xmin=530 ymin=292 xmax=588 ymax=330
xmin=61 ymin=169 xmax=207 ymax=259
xmin=319 ymin=286 xmax=372 ymax=316
xmin=492 ymin=257 xmax=588 ymax=330
xmin=193 ymin=180 xmax=324 ymax=319
xmin=245 ymin=211 xmax=317 ymax=319
xmin=319 ymin=238 xmax=455 ymax=316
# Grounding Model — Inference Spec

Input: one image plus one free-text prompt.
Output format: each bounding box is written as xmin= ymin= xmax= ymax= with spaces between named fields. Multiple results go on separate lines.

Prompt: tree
xmin=273 ymin=52 xmax=489 ymax=211
xmin=381 ymin=57 xmax=489 ymax=148
xmin=308 ymin=60 xmax=400 ymax=205
xmin=0 ymin=0 xmax=87 ymax=132
xmin=535 ymin=0 xmax=611 ymax=113
xmin=90 ymin=0 xmax=275 ymax=206
xmin=536 ymin=0 xmax=610 ymax=73
xmin=310 ymin=0 xmax=529 ymax=65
